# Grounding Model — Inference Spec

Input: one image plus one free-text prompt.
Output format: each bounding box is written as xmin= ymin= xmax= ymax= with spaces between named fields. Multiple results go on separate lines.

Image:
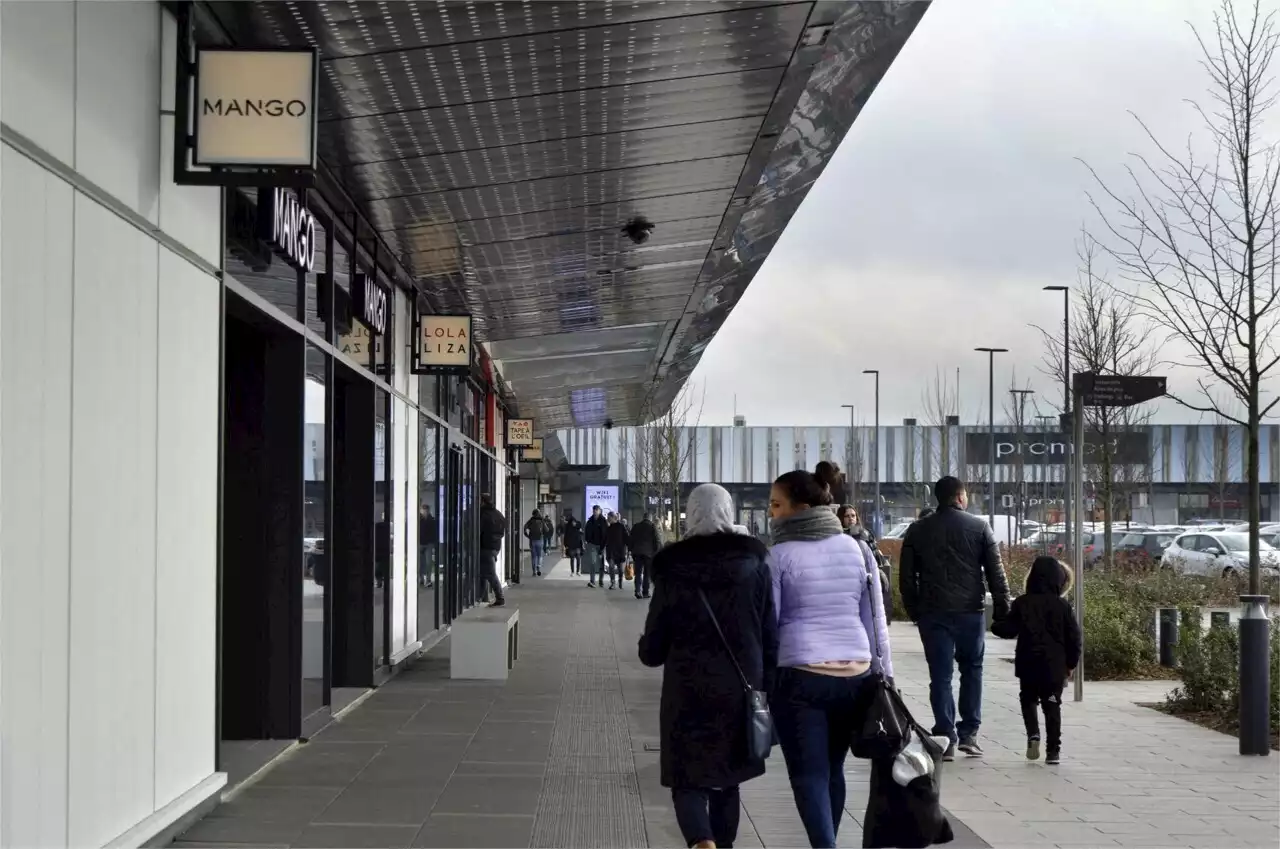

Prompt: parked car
xmin=1160 ymin=531 xmax=1280 ymax=579
xmin=1111 ymin=530 xmax=1180 ymax=569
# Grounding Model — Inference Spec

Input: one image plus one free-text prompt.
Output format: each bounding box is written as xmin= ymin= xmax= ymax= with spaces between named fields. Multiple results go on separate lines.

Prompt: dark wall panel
xmin=332 ymin=366 xmax=375 ymax=687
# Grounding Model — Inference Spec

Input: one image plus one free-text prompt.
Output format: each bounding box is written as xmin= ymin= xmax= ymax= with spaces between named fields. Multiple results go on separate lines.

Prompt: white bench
xmin=450 ymin=607 xmax=520 ymax=680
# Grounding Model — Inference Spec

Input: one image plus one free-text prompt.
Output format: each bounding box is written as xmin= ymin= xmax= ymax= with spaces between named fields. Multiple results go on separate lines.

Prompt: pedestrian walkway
xmin=173 ymin=555 xmax=1277 ymax=848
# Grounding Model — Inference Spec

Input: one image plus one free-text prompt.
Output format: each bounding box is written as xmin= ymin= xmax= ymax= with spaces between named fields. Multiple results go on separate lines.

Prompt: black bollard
xmin=1211 ymin=610 xmax=1230 ymax=630
xmin=1158 ymin=608 xmax=1179 ymax=668
xmin=1238 ymin=595 xmax=1272 ymax=756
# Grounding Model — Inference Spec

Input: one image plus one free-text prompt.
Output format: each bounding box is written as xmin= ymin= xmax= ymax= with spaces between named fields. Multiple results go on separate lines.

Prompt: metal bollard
xmin=1210 ymin=610 xmax=1230 ymax=630
xmin=1158 ymin=608 xmax=1179 ymax=668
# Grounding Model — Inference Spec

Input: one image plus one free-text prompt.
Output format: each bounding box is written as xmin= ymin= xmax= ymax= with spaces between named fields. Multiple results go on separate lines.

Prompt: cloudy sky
xmin=691 ymin=0 xmax=1277 ymax=428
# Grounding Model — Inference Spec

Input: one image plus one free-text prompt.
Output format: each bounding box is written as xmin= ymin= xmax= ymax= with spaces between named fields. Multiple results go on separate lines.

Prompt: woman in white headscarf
xmin=639 ymin=484 xmax=778 ymax=849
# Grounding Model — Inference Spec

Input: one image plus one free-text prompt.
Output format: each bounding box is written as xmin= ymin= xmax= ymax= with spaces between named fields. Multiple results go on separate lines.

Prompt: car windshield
xmin=1118 ymin=534 xmax=1146 ymax=547
xmin=1215 ymin=533 xmax=1276 ymax=552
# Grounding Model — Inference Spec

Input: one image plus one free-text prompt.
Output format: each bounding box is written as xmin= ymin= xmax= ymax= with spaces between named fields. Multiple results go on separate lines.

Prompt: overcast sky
xmin=690 ymin=0 xmax=1277 ymax=428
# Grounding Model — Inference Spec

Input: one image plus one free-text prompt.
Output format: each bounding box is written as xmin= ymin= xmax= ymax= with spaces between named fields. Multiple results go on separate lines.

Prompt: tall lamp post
xmin=974 ymin=348 xmax=1008 ymax=529
xmin=1044 ymin=284 xmax=1071 ymax=554
xmin=863 ymin=370 xmax=881 ymax=536
xmin=1036 ymin=413 xmax=1058 ymax=550
xmin=841 ymin=403 xmax=856 ymax=501
xmin=1010 ymin=388 xmax=1035 ymax=531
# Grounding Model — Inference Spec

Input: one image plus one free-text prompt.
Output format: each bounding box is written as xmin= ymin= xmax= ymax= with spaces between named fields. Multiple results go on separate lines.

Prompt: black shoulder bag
xmin=697 ymin=588 xmax=774 ymax=762
xmin=851 ymin=552 xmax=911 ymax=761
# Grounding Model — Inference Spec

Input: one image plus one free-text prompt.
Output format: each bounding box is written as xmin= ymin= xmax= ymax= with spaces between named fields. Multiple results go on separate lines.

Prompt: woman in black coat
xmin=639 ymin=483 xmax=778 ymax=849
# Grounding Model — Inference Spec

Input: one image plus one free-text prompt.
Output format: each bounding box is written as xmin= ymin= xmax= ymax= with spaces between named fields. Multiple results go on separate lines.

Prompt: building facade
xmin=553 ymin=423 xmax=1280 ymax=529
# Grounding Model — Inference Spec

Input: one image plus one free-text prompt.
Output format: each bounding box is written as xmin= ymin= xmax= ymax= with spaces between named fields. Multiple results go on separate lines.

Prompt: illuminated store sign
xmin=256 ymin=188 xmax=316 ymax=273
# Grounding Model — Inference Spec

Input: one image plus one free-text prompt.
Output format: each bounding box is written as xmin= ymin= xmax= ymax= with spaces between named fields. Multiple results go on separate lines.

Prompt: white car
xmin=1160 ymin=531 xmax=1280 ymax=579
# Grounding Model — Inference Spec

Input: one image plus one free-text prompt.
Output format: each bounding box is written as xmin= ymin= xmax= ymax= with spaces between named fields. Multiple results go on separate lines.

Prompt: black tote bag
xmin=851 ymin=567 xmax=910 ymax=761
xmin=698 ymin=589 xmax=774 ymax=762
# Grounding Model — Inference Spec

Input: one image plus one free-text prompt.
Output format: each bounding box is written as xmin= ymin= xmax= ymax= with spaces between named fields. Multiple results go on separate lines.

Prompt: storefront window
xmin=419 ymin=417 xmax=440 ymax=634
xmin=374 ymin=388 xmax=389 ymax=666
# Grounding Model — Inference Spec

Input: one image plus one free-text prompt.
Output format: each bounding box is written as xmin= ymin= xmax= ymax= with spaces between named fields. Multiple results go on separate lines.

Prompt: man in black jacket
xmin=899 ymin=476 xmax=1012 ymax=760
xmin=478 ymin=494 xmax=507 ymax=607
xmin=629 ymin=513 xmax=662 ymax=599
xmin=584 ymin=505 xmax=609 ymax=588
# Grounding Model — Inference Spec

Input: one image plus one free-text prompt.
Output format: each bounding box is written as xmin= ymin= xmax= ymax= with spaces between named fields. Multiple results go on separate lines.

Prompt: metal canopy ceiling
xmin=212 ymin=1 xmax=929 ymax=429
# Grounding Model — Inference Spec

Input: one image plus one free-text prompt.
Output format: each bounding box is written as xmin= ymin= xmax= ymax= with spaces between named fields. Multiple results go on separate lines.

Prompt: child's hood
xmin=1026 ymin=557 xmax=1068 ymax=596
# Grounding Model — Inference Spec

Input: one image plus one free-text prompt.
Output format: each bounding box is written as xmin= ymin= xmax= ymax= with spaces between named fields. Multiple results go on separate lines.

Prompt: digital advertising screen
xmin=584 ymin=484 xmax=620 ymax=517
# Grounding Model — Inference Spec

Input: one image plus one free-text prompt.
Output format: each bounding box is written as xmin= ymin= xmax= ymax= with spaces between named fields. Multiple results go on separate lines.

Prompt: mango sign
xmin=507 ymin=418 xmax=534 ymax=446
xmin=416 ymin=314 xmax=472 ymax=370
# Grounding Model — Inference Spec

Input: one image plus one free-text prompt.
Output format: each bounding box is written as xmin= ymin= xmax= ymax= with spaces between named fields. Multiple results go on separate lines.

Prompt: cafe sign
xmin=414 ymin=313 xmax=472 ymax=373
xmin=506 ymin=418 xmax=534 ymax=446
xmin=193 ymin=48 xmax=318 ymax=168
xmin=523 ymin=438 xmax=544 ymax=462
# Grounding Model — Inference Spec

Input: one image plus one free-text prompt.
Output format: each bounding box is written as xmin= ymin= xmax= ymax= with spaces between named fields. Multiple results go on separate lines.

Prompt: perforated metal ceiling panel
xmin=211 ymin=0 xmax=930 ymax=429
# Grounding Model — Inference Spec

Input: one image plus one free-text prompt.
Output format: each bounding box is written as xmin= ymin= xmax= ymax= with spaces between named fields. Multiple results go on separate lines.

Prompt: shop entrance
xmin=219 ymin=297 xmax=305 ymax=767
xmin=440 ymin=435 xmax=466 ymax=624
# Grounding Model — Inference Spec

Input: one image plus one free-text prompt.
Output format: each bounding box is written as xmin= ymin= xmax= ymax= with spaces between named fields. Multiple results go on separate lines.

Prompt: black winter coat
xmin=899 ymin=505 xmax=1012 ymax=620
xmin=560 ymin=517 xmax=584 ymax=551
xmin=585 ymin=514 xmax=609 ymax=546
xmin=991 ymin=559 xmax=1082 ymax=685
xmin=605 ymin=522 xmax=630 ymax=562
xmin=629 ymin=519 xmax=662 ymax=558
xmin=638 ymin=532 xmax=778 ymax=789
xmin=479 ymin=506 xmax=506 ymax=552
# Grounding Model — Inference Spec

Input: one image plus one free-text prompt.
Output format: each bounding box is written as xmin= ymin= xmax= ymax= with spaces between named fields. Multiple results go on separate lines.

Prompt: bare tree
xmin=1084 ymin=0 xmax=1280 ymax=590
xmin=1036 ymin=235 xmax=1160 ymax=567
xmin=1210 ymin=416 xmax=1245 ymax=521
xmin=630 ymin=380 xmax=706 ymax=536
xmin=921 ymin=366 xmax=960 ymax=485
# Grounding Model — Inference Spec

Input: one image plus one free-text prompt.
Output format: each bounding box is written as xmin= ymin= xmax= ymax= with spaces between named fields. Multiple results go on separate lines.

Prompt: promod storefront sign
xmin=414 ymin=314 xmax=472 ymax=374
xmin=193 ymin=48 xmax=318 ymax=168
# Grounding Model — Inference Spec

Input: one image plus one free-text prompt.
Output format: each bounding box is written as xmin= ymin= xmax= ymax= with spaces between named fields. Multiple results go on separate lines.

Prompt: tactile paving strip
xmin=530 ymin=602 xmax=648 ymax=848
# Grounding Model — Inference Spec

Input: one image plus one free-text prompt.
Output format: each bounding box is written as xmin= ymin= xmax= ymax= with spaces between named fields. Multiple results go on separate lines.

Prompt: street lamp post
xmin=863 ymin=370 xmax=881 ymax=536
xmin=1010 ymin=388 xmax=1035 ymax=531
xmin=1044 ymin=285 xmax=1071 ymax=554
xmin=974 ymin=348 xmax=1008 ymax=529
xmin=1036 ymin=413 xmax=1057 ymax=551
xmin=841 ymin=403 xmax=856 ymax=500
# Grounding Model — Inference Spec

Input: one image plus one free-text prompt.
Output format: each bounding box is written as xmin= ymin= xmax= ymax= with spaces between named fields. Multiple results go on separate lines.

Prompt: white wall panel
xmin=0 ymin=145 xmax=75 ymax=849
xmin=404 ymin=413 xmax=418 ymax=644
xmin=68 ymin=194 xmax=159 ymax=846
xmin=153 ymin=248 xmax=218 ymax=809
xmin=0 ymin=0 xmax=76 ymax=165
xmin=391 ymin=398 xmax=409 ymax=653
xmin=74 ymin=0 xmax=161 ymax=225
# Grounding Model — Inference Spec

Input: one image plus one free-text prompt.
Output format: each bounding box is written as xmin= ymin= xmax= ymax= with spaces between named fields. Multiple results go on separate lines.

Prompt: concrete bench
xmin=450 ymin=606 xmax=520 ymax=680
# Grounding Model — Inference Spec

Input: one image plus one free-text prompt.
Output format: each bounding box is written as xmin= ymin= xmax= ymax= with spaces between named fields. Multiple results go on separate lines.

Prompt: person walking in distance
xmin=478 ymin=493 xmax=508 ymax=607
xmin=542 ymin=511 xmax=555 ymax=554
xmin=899 ymin=476 xmax=1012 ymax=760
xmin=524 ymin=509 xmax=547 ymax=577
xmin=584 ymin=504 xmax=609 ymax=588
xmin=991 ymin=557 xmax=1081 ymax=765
xmin=560 ymin=510 xmax=584 ymax=575
xmin=629 ymin=512 xmax=662 ymax=599
xmin=605 ymin=512 xmax=630 ymax=590
xmin=639 ymin=484 xmax=777 ymax=849
xmin=419 ymin=504 xmax=437 ymax=588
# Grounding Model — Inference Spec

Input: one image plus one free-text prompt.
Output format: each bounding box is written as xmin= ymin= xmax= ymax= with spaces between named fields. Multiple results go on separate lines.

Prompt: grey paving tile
xmin=434 ymin=776 xmax=544 ymax=816
xmin=452 ymin=760 xmax=547 ymax=778
xmin=356 ymin=739 xmax=473 ymax=784
xmin=293 ymin=824 xmax=419 ymax=848
xmin=206 ymin=786 xmax=342 ymax=823
xmin=464 ymin=720 xmax=554 ymax=761
xmin=174 ymin=816 xmax=305 ymax=846
xmin=400 ymin=702 xmax=488 ymax=735
xmin=413 ymin=813 xmax=535 ymax=848
xmin=315 ymin=782 xmax=446 ymax=826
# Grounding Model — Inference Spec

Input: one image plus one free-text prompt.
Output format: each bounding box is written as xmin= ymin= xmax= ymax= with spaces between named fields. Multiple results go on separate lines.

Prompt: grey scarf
xmin=771 ymin=506 xmax=844 ymax=544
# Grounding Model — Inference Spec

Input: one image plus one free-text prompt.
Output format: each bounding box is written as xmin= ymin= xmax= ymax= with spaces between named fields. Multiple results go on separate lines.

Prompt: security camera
xmin=622 ymin=217 xmax=655 ymax=245
xmin=604 ymin=419 xmax=615 ymax=430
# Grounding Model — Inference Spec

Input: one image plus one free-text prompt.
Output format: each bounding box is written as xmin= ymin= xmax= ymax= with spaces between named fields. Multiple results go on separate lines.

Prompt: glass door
xmin=442 ymin=438 xmax=465 ymax=625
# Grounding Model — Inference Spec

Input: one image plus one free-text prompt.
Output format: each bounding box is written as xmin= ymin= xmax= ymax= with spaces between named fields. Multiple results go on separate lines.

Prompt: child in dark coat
xmin=991 ymin=557 xmax=1081 ymax=764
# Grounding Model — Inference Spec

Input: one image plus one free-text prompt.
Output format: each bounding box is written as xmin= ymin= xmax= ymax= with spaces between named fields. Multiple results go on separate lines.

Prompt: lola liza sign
xmin=414 ymin=314 xmax=472 ymax=373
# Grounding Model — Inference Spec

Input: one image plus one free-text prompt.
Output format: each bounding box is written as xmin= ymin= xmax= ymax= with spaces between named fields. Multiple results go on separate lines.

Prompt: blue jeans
xmin=586 ymin=544 xmax=605 ymax=583
xmin=772 ymin=667 xmax=870 ymax=849
xmin=530 ymin=539 xmax=544 ymax=572
xmin=917 ymin=611 xmax=986 ymax=743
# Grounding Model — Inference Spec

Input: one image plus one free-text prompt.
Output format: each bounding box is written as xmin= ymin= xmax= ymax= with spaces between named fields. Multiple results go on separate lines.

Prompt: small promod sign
xmin=523 ymin=438 xmax=544 ymax=462
xmin=194 ymin=48 xmax=318 ymax=168
xmin=507 ymin=418 xmax=534 ymax=446
xmin=414 ymin=314 xmax=472 ymax=373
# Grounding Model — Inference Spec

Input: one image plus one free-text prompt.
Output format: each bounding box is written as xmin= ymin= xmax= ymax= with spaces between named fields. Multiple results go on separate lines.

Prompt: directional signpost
xmin=1069 ymin=373 xmax=1167 ymax=702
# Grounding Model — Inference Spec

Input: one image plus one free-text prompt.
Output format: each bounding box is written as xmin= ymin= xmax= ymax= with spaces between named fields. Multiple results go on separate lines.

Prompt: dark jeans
xmin=633 ymin=554 xmax=652 ymax=595
xmin=772 ymin=667 xmax=870 ymax=849
xmin=567 ymin=548 xmax=582 ymax=573
xmin=1020 ymin=680 xmax=1064 ymax=750
xmin=917 ymin=611 xmax=986 ymax=742
xmin=671 ymin=786 xmax=740 ymax=848
xmin=480 ymin=548 xmax=504 ymax=602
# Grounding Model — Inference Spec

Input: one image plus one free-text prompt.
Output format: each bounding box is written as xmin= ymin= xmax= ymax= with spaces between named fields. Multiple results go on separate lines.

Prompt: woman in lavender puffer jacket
xmin=769 ymin=470 xmax=894 ymax=849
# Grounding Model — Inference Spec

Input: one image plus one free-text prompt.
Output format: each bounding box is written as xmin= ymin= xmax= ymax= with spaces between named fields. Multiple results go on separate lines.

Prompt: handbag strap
xmin=860 ymin=541 xmax=884 ymax=663
xmin=697 ymin=588 xmax=752 ymax=692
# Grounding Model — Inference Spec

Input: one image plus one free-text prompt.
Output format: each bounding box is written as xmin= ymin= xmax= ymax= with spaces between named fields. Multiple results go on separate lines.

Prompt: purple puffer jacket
xmin=771 ymin=532 xmax=893 ymax=677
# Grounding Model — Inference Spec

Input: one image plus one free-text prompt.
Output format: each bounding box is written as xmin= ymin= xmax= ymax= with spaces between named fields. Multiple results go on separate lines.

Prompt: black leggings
xmin=671 ymin=786 xmax=740 ymax=848
xmin=1020 ymin=680 xmax=1064 ymax=750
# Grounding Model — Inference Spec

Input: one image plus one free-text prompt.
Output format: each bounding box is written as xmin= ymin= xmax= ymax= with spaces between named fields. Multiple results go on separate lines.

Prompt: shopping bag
xmin=625 ymin=562 xmax=635 ymax=581
xmin=862 ymin=721 xmax=955 ymax=848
